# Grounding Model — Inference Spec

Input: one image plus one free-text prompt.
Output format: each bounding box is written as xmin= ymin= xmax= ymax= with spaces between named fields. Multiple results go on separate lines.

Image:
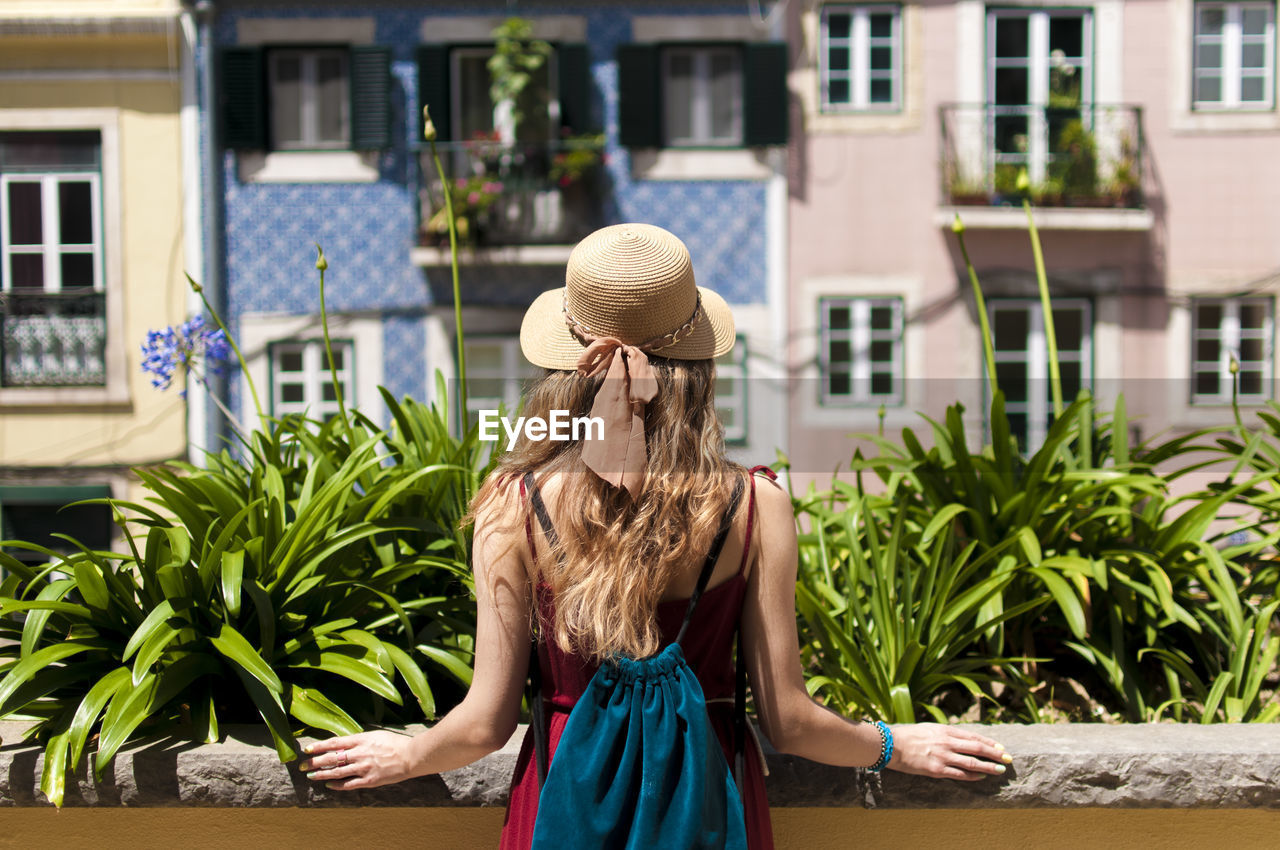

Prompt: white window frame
xmin=819 ymin=297 xmax=904 ymax=407
xmin=267 ymin=47 xmax=351 ymax=150
xmin=1192 ymin=1 xmax=1277 ymax=110
xmin=1 ymin=172 xmax=102 ymax=294
xmin=1191 ymin=297 xmax=1274 ymax=404
xmin=662 ymin=46 xmax=744 ymax=147
xmin=985 ymin=8 xmax=1094 ymax=186
xmin=715 ymin=334 xmax=749 ymax=443
xmin=820 ymin=4 xmax=903 ymax=112
xmin=269 ymin=338 xmax=355 ymax=420
xmin=463 ymin=335 xmax=539 ymax=425
xmin=988 ymin=298 xmax=1092 ymax=449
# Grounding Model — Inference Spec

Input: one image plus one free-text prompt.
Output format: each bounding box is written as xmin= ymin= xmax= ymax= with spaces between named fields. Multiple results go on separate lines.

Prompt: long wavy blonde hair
xmin=469 ymin=357 xmax=747 ymax=662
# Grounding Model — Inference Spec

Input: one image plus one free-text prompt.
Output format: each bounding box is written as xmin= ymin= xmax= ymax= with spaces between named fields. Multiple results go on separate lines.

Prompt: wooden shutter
xmin=743 ymin=42 xmax=790 ymax=147
xmin=417 ymin=45 xmax=452 ymax=142
xmin=350 ymin=46 xmax=392 ymax=150
xmin=557 ymin=44 xmax=593 ymax=135
xmin=219 ymin=47 xmax=265 ymax=149
xmin=617 ymin=44 xmax=660 ymax=148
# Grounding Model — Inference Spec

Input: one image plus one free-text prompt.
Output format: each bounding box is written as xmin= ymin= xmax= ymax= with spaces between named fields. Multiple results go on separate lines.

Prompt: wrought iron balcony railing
xmin=939 ymin=103 xmax=1146 ymax=209
xmin=417 ymin=137 xmax=606 ymax=248
xmin=0 ymin=290 xmax=107 ymax=387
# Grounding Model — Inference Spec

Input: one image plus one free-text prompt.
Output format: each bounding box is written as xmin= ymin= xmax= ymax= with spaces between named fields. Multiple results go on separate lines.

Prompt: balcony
xmin=937 ymin=103 xmax=1153 ymax=231
xmin=0 ymin=290 xmax=106 ymax=387
xmin=412 ymin=137 xmax=606 ymax=266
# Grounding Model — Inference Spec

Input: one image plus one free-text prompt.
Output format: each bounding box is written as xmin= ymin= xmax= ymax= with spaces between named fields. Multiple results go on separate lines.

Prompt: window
xmin=987 ymin=8 xmax=1092 ymax=186
xmin=449 ymin=47 xmax=556 ymax=145
xmin=0 ymin=131 xmax=106 ymax=387
xmin=821 ymin=5 xmax=902 ymax=111
xmin=464 ymin=336 xmax=539 ymax=427
xmin=989 ymin=299 xmax=1092 ymax=449
xmin=617 ymin=42 xmax=789 ymax=148
xmin=270 ymin=339 xmax=354 ymax=420
xmin=268 ymin=48 xmax=350 ymax=149
xmin=0 ymin=484 xmax=112 ymax=574
xmin=819 ymin=297 xmax=903 ymax=406
xmin=1193 ymin=2 xmax=1276 ymax=109
xmin=715 ymin=335 xmax=748 ymax=443
xmin=1191 ymin=297 xmax=1274 ymax=403
xmin=663 ymin=47 xmax=743 ymax=145
xmin=220 ymin=45 xmax=390 ymax=150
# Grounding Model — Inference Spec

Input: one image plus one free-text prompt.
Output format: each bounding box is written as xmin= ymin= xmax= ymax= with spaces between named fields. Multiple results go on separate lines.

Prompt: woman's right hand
xmin=887 ymin=723 xmax=1011 ymax=781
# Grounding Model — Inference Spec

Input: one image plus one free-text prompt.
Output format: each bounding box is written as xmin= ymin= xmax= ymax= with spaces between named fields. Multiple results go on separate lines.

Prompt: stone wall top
xmin=3 ymin=722 xmax=1280 ymax=809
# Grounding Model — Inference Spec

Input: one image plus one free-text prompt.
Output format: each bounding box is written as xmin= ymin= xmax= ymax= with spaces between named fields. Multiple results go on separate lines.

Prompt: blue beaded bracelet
xmin=868 ymin=721 xmax=894 ymax=773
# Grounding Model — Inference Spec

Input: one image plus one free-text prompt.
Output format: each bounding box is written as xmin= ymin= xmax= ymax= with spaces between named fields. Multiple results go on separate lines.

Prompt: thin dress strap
xmin=674 ymin=476 xmax=745 ymax=647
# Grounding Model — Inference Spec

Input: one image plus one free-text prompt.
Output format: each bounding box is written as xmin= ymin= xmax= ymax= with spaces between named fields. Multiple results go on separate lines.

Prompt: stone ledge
xmin=3 ymin=722 xmax=1280 ymax=809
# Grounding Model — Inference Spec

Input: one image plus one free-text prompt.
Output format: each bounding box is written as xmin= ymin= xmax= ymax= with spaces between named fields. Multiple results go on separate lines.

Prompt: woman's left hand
xmin=299 ymin=730 xmax=420 ymax=790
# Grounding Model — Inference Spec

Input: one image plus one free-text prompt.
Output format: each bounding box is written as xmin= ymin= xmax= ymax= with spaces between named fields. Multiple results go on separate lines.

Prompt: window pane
xmin=1195 ymin=370 xmax=1220 ymax=396
xmin=869 ymin=13 xmax=893 ymax=39
xmin=870 ymin=340 xmax=893 ymax=363
xmin=1241 ymin=76 xmax=1266 ymax=101
xmin=1198 ymin=8 xmax=1225 ymax=35
xmin=1054 ymin=309 xmax=1084 ymax=352
xmin=1195 ymin=75 xmax=1223 ymax=102
xmin=9 ymin=253 xmax=43 ymax=288
xmin=1197 ymin=42 xmax=1224 ymax=69
xmin=870 ymin=371 xmax=893 ymax=395
xmin=828 ymin=78 xmax=851 ymax=104
xmin=1239 ymin=370 xmax=1264 ymax=395
xmin=60 ymin=253 xmax=94 ymax=289
xmin=1241 ymin=338 xmax=1265 ymax=362
xmin=272 ymin=54 xmax=302 ymax=145
xmin=828 ymin=46 xmax=850 ymax=72
xmin=996 ymin=361 xmax=1028 ymax=400
xmin=994 ymin=114 xmax=1029 ymax=153
xmin=1197 ymin=302 xmax=1222 ymax=328
xmin=827 ymin=12 xmax=851 ymax=40
xmin=58 ymin=181 xmax=93 ymax=245
xmin=316 ymin=54 xmax=347 ymax=143
xmin=1197 ymin=337 xmax=1221 ymax=361
xmin=870 ymin=46 xmax=892 ymax=71
xmin=995 ymin=68 xmax=1029 ymax=105
xmin=1242 ymin=7 xmax=1269 ymax=35
xmin=828 ymin=371 xmax=851 ymax=396
xmin=829 ymin=339 xmax=852 ymax=364
xmin=709 ymin=52 xmax=740 ymax=141
xmin=828 ymin=305 xmax=851 ymax=330
xmin=1242 ymin=43 xmax=1267 ymax=69
xmin=458 ymin=53 xmax=495 ymax=139
xmin=664 ymin=53 xmax=694 ymax=142
xmin=328 ymin=348 xmax=345 ymax=370
xmin=279 ymin=350 xmax=304 ymax=372
xmin=0 ymin=130 xmax=100 ymax=169
xmin=1059 ymin=361 xmax=1082 ymax=397
xmin=993 ymin=310 xmax=1028 ymax=351
xmin=870 ymin=306 xmax=894 ymax=331
xmin=1240 ymin=302 xmax=1268 ymax=328
xmin=1049 ymin=16 xmax=1085 ymax=57
xmin=8 ymin=181 xmax=42 ymax=245
xmin=466 ymin=344 xmax=504 ymax=371
xmin=322 ymin=382 xmax=339 ymax=402
xmin=281 ymin=383 xmax=305 ymax=403
xmin=995 ymin=17 xmax=1029 ymax=59
xmin=870 ymin=78 xmax=892 ymax=103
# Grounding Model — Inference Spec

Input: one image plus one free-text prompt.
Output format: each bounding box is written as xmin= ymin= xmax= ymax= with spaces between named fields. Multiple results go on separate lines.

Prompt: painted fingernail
xmin=307 ymin=771 xmax=319 ymax=779
xmin=299 ymin=762 xmax=310 ymax=771
xmin=994 ymin=764 xmax=1007 ymax=774
xmin=994 ymin=743 xmax=1005 ymax=752
xmin=302 ymin=744 xmax=314 ymax=754
xmin=1001 ymin=753 xmax=1013 ymax=764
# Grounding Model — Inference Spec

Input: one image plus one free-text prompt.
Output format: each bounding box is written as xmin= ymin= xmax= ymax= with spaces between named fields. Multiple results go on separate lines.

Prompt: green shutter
xmin=350 ymin=46 xmax=392 ymax=150
xmin=417 ymin=45 xmax=452 ymax=142
xmin=743 ymin=41 xmax=790 ymax=147
xmin=557 ymin=44 xmax=593 ymax=134
xmin=617 ymin=44 xmax=660 ymax=148
xmin=219 ymin=47 xmax=265 ymax=149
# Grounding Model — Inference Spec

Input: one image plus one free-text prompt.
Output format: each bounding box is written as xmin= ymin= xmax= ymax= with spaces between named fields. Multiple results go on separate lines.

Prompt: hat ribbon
xmin=575 ymin=337 xmax=658 ymax=497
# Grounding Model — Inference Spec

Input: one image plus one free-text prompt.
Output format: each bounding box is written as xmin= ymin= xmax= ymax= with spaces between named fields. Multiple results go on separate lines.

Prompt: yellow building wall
xmin=0 ymin=33 xmax=189 ymax=475
xmin=2 ymin=808 xmax=1280 ymax=850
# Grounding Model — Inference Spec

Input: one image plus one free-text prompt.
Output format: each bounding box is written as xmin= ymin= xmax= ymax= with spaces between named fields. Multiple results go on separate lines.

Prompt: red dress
xmin=500 ymin=476 xmax=775 ymax=850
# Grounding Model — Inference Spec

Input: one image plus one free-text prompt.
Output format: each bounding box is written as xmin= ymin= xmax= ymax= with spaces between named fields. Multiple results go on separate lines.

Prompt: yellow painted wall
xmin=0 ymin=1 xmax=179 ymax=17
xmin=1 ymin=808 xmax=1279 ymax=850
xmin=0 ymin=39 xmax=189 ymax=471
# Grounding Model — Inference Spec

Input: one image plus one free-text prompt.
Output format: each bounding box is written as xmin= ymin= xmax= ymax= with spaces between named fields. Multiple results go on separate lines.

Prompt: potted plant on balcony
xmin=422 ymin=176 xmax=504 ymax=247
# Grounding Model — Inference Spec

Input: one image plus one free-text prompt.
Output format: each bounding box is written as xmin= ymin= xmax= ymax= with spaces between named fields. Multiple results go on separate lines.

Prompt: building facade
xmin=200 ymin=0 xmax=792 ymax=465
xmin=786 ymin=0 xmax=1279 ymax=475
xmin=0 ymin=1 xmax=192 ymax=565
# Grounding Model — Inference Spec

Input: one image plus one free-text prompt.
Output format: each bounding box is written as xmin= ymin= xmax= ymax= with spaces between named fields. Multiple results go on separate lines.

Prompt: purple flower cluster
xmin=140 ymin=315 xmax=231 ymax=393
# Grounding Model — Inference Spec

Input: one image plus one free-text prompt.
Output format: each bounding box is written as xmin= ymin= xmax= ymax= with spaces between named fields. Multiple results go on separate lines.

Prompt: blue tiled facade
xmin=212 ymin=2 xmax=774 ymax=421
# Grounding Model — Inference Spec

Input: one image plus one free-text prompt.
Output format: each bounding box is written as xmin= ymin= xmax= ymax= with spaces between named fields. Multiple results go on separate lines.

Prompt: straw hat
xmin=520 ymin=223 xmax=736 ymax=370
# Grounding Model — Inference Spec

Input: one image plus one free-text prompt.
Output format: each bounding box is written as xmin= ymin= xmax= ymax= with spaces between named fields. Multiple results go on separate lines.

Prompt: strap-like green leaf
xmin=289 ymin=651 xmax=400 ymax=703
xmin=287 ymin=684 xmax=362 ymax=736
xmin=122 ymin=600 xmax=177 ymax=661
xmin=210 ymin=622 xmax=283 ymax=694
xmin=68 ymin=666 xmax=131 ymax=770
xmin=385 ymin=642 xmax=436 ymax=719
xmin=0 ymin=642 xmax=99 ymax=714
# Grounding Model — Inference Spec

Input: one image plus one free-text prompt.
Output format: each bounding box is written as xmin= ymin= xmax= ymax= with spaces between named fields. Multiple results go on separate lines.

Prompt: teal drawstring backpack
xmin=523 ymin=473 xmax=748 ymax=850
